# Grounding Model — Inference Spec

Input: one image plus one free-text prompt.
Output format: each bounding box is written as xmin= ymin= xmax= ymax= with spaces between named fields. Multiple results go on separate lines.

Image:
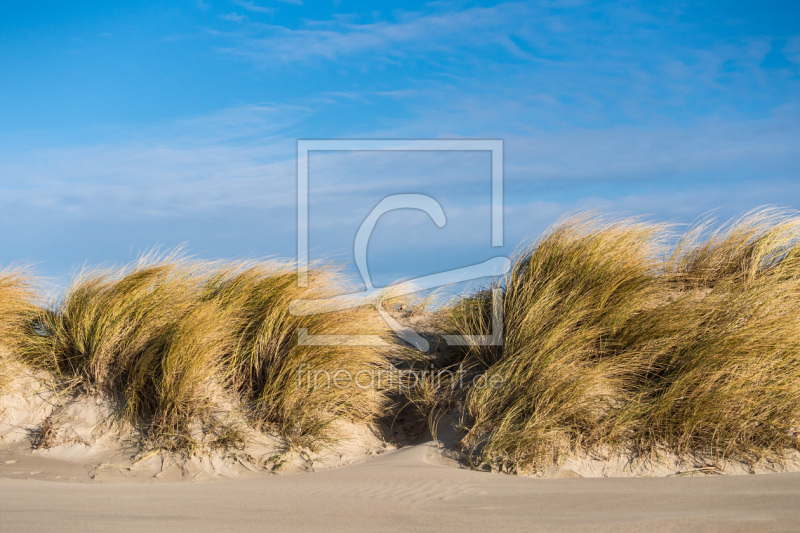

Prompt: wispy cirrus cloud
xmin=5 ymin=95 xmax=796 ymax=223
xmin=220 ymin=12 xmax=248 ymax=23
xmin=208 ymin=1 xmax=799 ymax=129
xmin=3 ymin=1 xmax=799 ymax=284
xmin=0 ymin=104 xmax=312 ymax=220
xmin=2 ymin=97 xmax=798 ymax=282
xmin=231 ymin=0 xmax=274 ymax=14
xmin=216 ymin=2 xmax=532 ymax=63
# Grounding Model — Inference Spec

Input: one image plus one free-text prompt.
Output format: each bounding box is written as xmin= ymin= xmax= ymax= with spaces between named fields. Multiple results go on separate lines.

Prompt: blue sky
xmin=1 ymin=0 xmax=799 ymax=289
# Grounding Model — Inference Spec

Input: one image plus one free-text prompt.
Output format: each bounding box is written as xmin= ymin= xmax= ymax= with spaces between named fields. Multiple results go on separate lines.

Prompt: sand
xmin=3 ymin=367 xmax=800 ymax=531
xmin=2 ymin=441 xmax=800 ymax=532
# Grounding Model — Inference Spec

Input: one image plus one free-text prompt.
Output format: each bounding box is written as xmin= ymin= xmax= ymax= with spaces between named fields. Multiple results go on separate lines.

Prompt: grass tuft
xmin=445 ymin=214 xmax=668 ymax=470
xmin=203 ymin=262 xmax=390 ymax=447
xmin=0 ymin=269 xmax=43 ymax=391
xmin=5 ymin=207 xmax=800 ymax=470
xmin=29 ymin=256 xmax=392 ymax=448
xmin=445 ymin=209 xmax=800 ymax=472
xmin=617 ymin=208 xmax=800 ymax=461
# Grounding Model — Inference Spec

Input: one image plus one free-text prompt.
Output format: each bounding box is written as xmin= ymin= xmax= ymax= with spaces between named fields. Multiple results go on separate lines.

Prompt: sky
xmin=1 ymin=0 xmax=799 ymax=291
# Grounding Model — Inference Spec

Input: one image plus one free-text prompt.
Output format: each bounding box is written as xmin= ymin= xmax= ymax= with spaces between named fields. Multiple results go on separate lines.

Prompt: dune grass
xmin=29 ymin=257 xmax=392 ymax=448
xmin=444 ymin=209 xmax=800 ymax=472
xmin=4 ymin=207 xmax=800 ymax=470
xmin=616 ymin=209 xmax=800 ymax=461
xmin=201 ymin=263 xmax=390 ymax=444
xmin=445 ymin=215 xmax=668 ymax=470
xmin=0 ymin=270 xmax=43 ymax=391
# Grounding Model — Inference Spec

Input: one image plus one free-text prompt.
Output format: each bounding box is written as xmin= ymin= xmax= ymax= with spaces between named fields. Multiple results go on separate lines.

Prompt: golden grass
xmin=445 ymin=214 xmax=668 ymax=470
xmin=668 ymin=207 xmax=800 ymax=288
xmin=4 ymin=207 xmax=800 ymax=469
xmin=29 ymin=256 xmax=392 ymax=448
xmin=0 ymin=270 xmax=42 ymax=391
xmin=445 ymin=209 xmax=800 ymax=472
xmin=617 ymin=208 xmax=800 ymax=461
xmin=202 ymin=263 xmax=390 ymax=445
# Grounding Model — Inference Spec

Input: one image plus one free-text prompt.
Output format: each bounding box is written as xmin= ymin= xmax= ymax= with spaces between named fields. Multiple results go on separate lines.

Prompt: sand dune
xmin=2 ymin=369 xmax=800 ymax=531
xmin=2 ymin=441 xmax=800 ymax=532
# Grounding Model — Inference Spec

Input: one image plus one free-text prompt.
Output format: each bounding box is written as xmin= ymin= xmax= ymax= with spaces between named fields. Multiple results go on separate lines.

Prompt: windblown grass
xmin=32 ymin=256 xmax=392 ymax=448
xmin=5 ymin=207 xmax=800 ymax=470
xmin=446 ymin=215 xmax=668 ymax=470
xmin=0 ymin=270 xmax=42 ymax=390
xmin=202 ymin=263 xmax=390 ymax=445
xmin=617 ymin=208 xmax=800 ymax=461
xmin=668 ymin=208 xmax=800 ymax=288
xmin=445 ymin=209 xmax=800 ymax=472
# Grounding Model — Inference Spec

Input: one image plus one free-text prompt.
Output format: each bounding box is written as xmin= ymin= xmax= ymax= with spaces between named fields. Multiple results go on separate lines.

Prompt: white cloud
xmin=217 ymin=2 xmax=531 ymax=63
xmin=220 ymin=12 xmax=247 ymax=23
xmin=0 ymin=105 xmax=311 ymax=220
xmin=205 ymin=1 xmax=798 ymax=131
xmin=6 ymin=101 xmax=791 ymax=224
xmin=231 ymin=0 xmax=274 ymax=14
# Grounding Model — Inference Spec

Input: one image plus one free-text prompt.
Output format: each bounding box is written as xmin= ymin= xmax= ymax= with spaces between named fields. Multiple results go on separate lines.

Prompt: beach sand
xmin=2 ymin=440 xmax=800 ymax=532
xmin=3 ymin=362 xmax=800 ymax=532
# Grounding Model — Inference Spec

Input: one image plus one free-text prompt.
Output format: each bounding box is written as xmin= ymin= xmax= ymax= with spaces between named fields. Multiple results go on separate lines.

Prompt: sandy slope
xmin=1 ymin=441 xmax=800 ymax=532
xmin=3 ymin=366 xmax=800 ymax=531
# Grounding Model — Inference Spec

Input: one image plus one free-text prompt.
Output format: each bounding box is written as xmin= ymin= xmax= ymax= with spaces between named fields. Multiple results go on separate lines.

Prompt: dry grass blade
xmin=444 ymin=208 xmax=800 ymax=472
xmin=0 ymin=269 xmax=44 ymax=391
xmin=25 ymin=255 xmax=395 ymax=449
xmin=620 ymin=208 xmax=800 ymax=462
xmin=445 ymin=213 xmax=669 ymax=472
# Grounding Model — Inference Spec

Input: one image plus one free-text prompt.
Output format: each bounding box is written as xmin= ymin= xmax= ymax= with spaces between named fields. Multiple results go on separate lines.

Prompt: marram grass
xmin=201 ymin=262 xmax=390 ymax=443
xmin=617 ymin=208 xmax=800 ymax=461
xmin=2 ymin=207 xmax=800 ymax=469
xmin=445 ymin=214 xmax=670 ymax=470
xmin=444 ymin=209 xmax=800 ymax=473
xmin=0 ymin=269 xmax=43 ymax=391
xmin=30 ymin=256 xmax=393 ymax=448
